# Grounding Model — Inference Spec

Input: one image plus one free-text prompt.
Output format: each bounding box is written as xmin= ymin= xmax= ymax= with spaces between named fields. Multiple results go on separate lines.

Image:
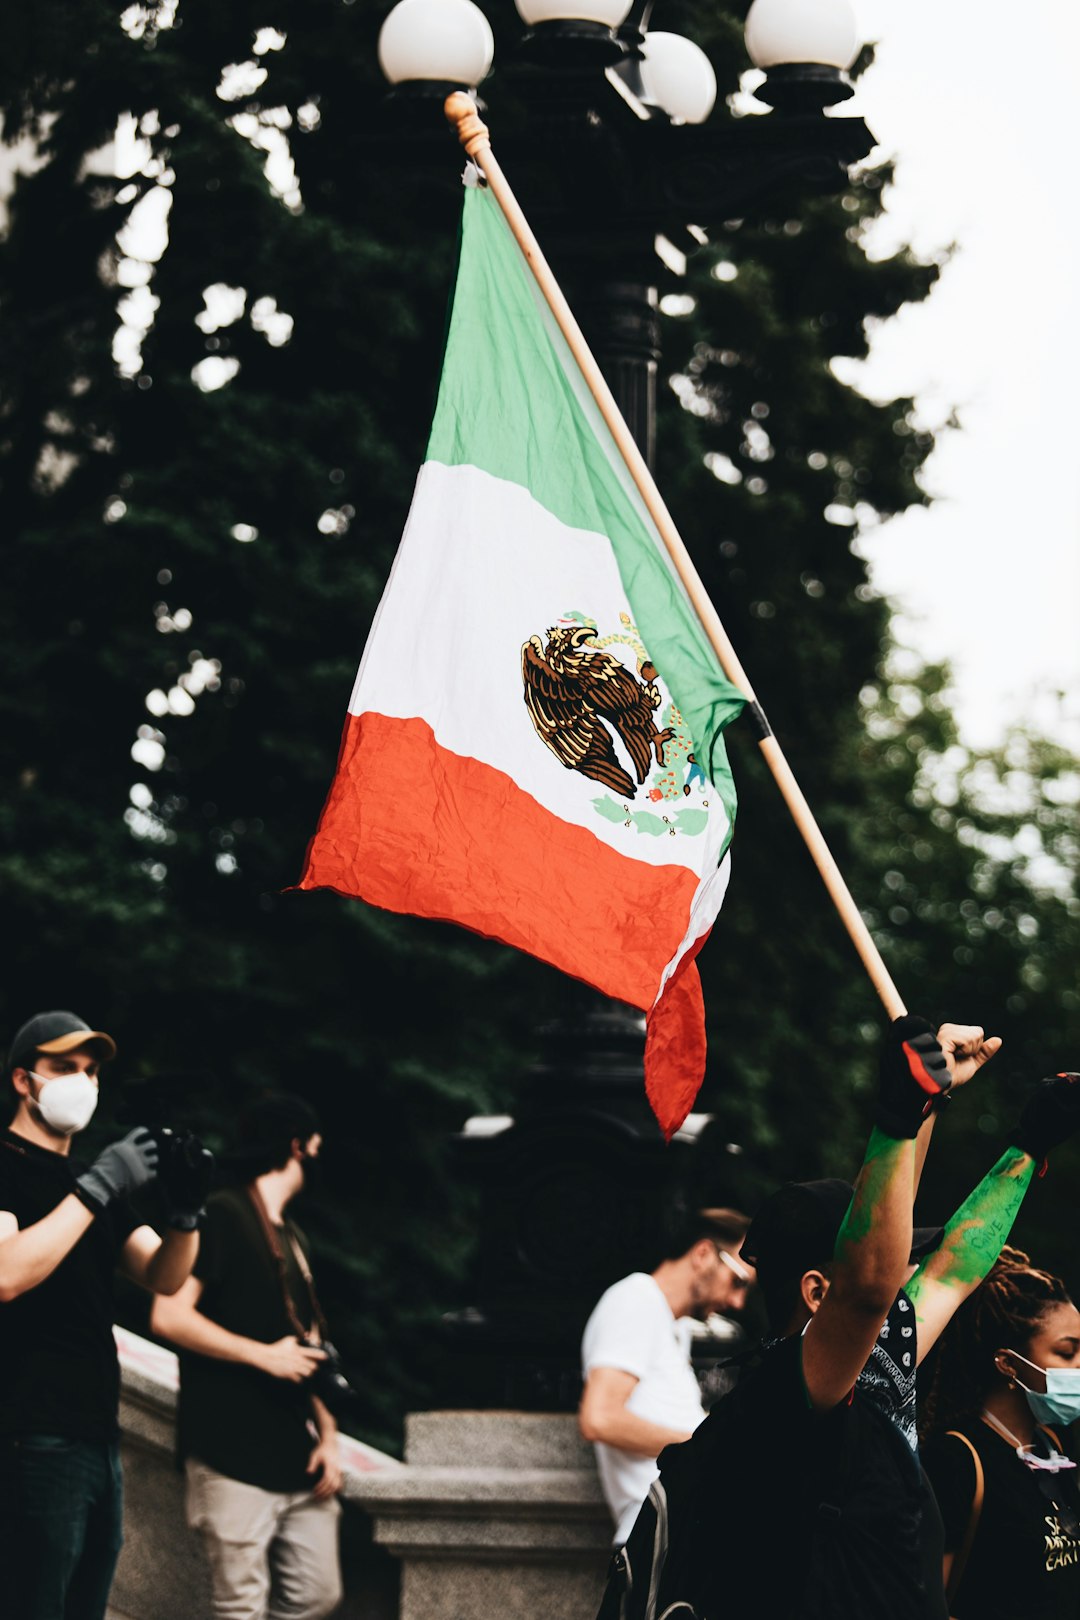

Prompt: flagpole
xmin=444 ymin=92 xmax=906 ymax=1022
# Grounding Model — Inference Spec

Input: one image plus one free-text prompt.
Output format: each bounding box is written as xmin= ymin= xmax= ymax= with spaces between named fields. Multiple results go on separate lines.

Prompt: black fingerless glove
xmin=875 ymin=1015 xmax=951 ymax=1139
xmin=1013 ymin=1073 xmax=1080 ymax=1165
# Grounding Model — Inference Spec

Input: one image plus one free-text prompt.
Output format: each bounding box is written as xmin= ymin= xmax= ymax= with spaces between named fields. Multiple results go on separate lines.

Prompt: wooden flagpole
xmin=444 ymin=93 xmax=906 ymax=1021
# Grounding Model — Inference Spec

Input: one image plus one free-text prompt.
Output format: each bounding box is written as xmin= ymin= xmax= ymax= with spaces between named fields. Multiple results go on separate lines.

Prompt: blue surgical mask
xmin=1009 ymin=1350 xmax=1080 ymax=1429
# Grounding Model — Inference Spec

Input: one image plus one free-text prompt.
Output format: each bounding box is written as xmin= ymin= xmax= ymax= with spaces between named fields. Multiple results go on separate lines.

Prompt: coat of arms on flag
xmin=522 ymin=613 xmax=714 ymax=839
xmin=299 ymin=180 xmax=746 ymax=1137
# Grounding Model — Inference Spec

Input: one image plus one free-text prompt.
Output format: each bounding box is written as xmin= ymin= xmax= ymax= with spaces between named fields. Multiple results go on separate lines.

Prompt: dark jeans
xmin=0 ymin=1434 xmax=124 ymax=1620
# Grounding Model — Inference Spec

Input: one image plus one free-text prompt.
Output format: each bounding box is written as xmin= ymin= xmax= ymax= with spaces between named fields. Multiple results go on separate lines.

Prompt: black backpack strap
xmin=643 ymin=1480 xmax=669 ymax=1619
xmin=596 ymin=1546 xmax=630 ymax=1620
xmin=596 ymin=1487 xmax=661 ymax=1620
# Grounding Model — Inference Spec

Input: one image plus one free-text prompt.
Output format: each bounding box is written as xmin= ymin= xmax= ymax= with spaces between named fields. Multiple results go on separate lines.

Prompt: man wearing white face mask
xmin=0 ymin=1009 xmax=207 ymax=1620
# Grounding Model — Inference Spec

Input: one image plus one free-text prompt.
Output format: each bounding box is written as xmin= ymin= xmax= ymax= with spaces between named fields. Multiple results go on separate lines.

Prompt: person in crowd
xmin=921 ymin=1244 xmax=1080 ymax=1618
xmin=598 ymin=1019 xmax=1080 ymax=1620
xmin=578 ymin=1206 xmax=753 ymax=1545
xmin=0 ymin=1009 xmax=209 ymax=1620
xmin=151 ymin=1093 xmax=343 ymax=1620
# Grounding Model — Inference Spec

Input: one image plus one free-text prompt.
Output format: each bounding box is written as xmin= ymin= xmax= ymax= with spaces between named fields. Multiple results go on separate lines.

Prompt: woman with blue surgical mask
xmin=921 ymin=1246 xmax=1080 ymax=1619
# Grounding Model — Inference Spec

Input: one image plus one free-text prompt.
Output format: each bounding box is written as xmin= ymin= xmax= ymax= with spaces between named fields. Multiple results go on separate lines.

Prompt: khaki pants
xmin=186 ymin=1458 xmax=343 ymax=1620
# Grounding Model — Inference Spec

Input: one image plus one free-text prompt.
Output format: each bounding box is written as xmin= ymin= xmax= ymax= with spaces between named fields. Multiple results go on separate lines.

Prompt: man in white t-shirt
xmin=579 ymin=1208 xmax=753 ymax=1545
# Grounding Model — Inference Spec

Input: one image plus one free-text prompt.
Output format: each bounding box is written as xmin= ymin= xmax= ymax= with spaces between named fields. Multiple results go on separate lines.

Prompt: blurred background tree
xmin=2 ymin=0 xmax=1076 ymax=1448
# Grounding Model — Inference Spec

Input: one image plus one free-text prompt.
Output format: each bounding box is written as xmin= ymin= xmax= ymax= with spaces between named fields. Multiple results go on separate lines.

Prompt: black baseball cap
xmin=7 ymin=1011 xmax=117 ymax=1074
xmin=742 ymin=1179 xmax=853 ymax=1277
xmin=743 ymin=1178 xmax=944 ymax=1275
xmin=910 ymin=1224 xmax=946 ymax=1261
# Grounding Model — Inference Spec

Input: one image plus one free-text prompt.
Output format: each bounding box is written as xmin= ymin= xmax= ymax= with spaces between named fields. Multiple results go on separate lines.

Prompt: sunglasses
xmin=717 ymin=1247 xmax=754 ymax=1287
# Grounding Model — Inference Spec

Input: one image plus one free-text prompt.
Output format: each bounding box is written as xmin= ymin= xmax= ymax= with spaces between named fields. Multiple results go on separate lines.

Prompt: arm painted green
xmin=906 ymin=1146 xmax=1035 ymax=1320
xmin=834 ymin=1125 xmax=912 ymax=1260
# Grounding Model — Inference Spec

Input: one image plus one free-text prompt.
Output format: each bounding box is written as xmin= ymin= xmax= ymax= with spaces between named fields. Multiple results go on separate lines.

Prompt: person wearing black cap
xmin=596 ymin=1016 xmax=1069 ymax=1620
xmin=150 ymin=1093 xmax=343 ymax=1620
xmin=0 ymin=1009 xmax=211 ymax=1620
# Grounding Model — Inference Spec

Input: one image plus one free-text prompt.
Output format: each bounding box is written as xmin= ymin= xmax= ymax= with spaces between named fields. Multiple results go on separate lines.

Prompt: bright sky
xmin=839 ymin=0 xmax=1080 ymax=752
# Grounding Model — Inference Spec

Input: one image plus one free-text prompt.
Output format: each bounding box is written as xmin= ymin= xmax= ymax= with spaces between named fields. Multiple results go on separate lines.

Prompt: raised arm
xmin=907 ymin=1071 xmax=1080 ymax=1359
xmin=0 ymin=1129 xmax=158 ymax=1302
xmin=912 ymin=1024 xmax=1003 ymax=1197
xmin=802 ymin=1017 xmax=950 ymax=1410
xmin=121 ymin=1225 xmax=199 ymax=1297
xmin=120 ymin=1129 xmax=214 ymax=1296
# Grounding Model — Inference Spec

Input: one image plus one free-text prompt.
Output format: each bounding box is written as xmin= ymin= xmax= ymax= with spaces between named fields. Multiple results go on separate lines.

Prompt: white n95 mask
xmin=30 ymin=1071 xmax=99 ymax=1136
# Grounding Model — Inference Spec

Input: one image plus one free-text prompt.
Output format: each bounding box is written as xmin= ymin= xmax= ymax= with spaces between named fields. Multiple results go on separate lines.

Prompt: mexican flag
xmin=300 ymin=179 xmax=746 ymax=1136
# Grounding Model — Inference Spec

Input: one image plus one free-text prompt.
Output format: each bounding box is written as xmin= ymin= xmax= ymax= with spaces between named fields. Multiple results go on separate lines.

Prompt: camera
xmin=149 ymin=1126 xmax=216 ymax=1212
xmin=117 ymin=1075 xmax=215 ymax=1213
xmin=305 ymin=1338 xmax=362 ymax=1423
xmin=151 ymin=1125 xmax=214 ymax=1178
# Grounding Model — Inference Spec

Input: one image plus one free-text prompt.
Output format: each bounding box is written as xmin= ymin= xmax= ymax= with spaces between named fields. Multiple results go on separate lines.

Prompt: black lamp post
xmin=377 ymin=0 xmax=876 ymax=468
xmin=375 ymin=0 xmax=875 ymax=1406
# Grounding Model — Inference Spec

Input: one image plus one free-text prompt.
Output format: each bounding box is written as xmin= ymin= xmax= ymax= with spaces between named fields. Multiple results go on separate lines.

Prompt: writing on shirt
xmin=1044 ymin=1514 xmax=1080 ymax=1573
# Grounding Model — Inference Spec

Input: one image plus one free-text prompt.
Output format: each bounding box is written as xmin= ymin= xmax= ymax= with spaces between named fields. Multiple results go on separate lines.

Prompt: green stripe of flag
xmin=426 ymin=185 xmax=745 ymax=834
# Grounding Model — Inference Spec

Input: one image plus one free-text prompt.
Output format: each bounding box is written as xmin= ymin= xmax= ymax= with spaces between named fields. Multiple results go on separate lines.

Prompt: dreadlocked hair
xmin=920 ymin=1245 xmax=1071 ymax=1441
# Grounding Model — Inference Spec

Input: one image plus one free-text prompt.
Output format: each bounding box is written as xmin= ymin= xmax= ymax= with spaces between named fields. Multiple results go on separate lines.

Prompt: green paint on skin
xmin=907 ymin=1146 xmax=1034 ymax=1319
xmin=835 ymin=1126 xmax=912 ymax=1260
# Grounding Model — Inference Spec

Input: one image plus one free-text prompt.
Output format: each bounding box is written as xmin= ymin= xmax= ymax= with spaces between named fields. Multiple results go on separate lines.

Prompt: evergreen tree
xmin=2 ymin=2 xmax=1075 ymax=1442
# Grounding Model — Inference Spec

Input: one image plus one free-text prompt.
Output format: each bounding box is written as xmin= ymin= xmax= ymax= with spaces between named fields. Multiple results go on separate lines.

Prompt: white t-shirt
xmin=581 ymin=1271 xmax=706 ymax=1545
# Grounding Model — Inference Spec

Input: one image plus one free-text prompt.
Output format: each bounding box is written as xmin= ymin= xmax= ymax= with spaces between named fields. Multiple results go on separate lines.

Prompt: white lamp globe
xmin=744 ymin=0 xmax=859 ymax=71
xmin=378 ymin=0 xmax=495 ymax=86
xmin=640 ymin=32 xmax=717 ymax=124
xmin=514 ymin=0 xmax=633 ymax=29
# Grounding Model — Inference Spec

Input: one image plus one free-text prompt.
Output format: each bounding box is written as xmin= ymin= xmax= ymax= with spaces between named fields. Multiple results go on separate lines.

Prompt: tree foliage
xmin=2 ymin=1 xmax=1076 ymax=1445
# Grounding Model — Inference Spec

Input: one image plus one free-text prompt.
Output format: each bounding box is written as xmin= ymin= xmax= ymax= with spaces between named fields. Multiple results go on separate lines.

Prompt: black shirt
xmin=661 ymin=1295 xmax=947 ymax=1619
xmin=0 ymin=1129 xmax=142 ymax=1441
xmin=177 ymin=1187 xmax=319 ymax=1494
xmin=923 ymin=1417 xmax=1080 ymax=1620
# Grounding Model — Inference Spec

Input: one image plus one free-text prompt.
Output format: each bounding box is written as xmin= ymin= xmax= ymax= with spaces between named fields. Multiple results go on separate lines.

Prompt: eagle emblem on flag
xmin=521 ymin=622 xmax=674 ymax=800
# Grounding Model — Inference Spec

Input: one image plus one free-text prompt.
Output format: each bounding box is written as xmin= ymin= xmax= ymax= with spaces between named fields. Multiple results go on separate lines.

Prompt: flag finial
xmin=445 ymin=92 xmax=491 ymax=162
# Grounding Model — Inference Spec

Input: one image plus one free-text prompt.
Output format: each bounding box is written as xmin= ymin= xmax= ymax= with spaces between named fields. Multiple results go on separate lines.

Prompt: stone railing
xmin=111 ymin=1327 xmax=403 ymax=1620
xmin=353 ymin=1409 xmax=613 ymax=1620
xmin=111 ymin=1329 xmax=612 ymax=1620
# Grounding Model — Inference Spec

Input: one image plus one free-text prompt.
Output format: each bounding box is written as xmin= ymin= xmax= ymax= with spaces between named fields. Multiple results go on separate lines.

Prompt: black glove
xmin=1013 ymin=1073 xmax=1080 ymax=1164
xmin=75 ymin=1128 xmax=159 ymax=1214
xmin=875 ymin=1015 xmax=951 ymax=1139
xmin=155 ymin=1129 xmax=216 ymax=1232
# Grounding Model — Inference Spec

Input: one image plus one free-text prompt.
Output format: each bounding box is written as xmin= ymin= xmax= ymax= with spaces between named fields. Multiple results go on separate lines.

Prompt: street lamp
xmin=745 ymin=0 xmax=859 ymax=68
xmin=639 ymin=32 xmax=718 ymax=125
xmin=375 ymin=0 xmax=872 ymax=465
xmin=515 ymin=0 xmax=633 ymax=29
xmin=745 ymin=0 xmax=861 ymax=112
xmin=377 ymin=0 xmax=494 ymax=91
